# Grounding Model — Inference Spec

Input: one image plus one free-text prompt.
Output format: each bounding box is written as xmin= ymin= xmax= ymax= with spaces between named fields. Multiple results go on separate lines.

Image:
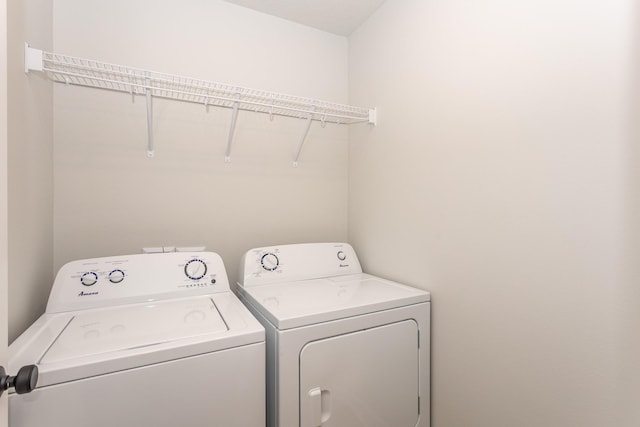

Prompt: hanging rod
xmin=24 ymin=44 xmax=377 ymax=164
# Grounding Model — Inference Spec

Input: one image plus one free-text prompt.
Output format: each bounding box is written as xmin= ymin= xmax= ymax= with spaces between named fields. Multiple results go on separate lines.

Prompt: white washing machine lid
xmin=240 ymin=273 xmax=430 ymax=330
xmin=9 ymin=293 xmax=264 ymax=388
xmin=41 ymin=297 xmax=228 ymax=364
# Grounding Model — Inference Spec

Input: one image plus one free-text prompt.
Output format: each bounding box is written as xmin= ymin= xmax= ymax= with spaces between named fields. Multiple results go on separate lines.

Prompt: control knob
xmin=108 ymin=269 xmax=125 ymax=283
xmin=185 ymin=259 xmax=207 ymax=280
xmin=261 ymin=253 xmax=279 ymax=271
xmin=80 ymin=272 xmax=98 ymax=286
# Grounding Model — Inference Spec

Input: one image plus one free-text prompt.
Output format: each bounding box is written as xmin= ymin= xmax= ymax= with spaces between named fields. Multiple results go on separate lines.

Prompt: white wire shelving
xmin=24 ymin=44 xmax=377 ymax=166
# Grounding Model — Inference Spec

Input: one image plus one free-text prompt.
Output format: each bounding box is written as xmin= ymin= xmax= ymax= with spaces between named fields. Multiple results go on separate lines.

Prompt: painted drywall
xmin=349 ymin=1 xmax=639 ymax=426
xmin=7 ymin=0 xmax=53 ymax=342
xmin=1 ymin=0 xmax=9 ymax=422
xmin=52 ymin=0 xmax=349 ymax=287
xmin=622 ymin=5 xmax=640 ymax=418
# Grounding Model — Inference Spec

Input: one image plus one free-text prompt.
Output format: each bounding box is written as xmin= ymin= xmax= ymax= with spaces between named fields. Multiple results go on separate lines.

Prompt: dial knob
xmin=108 ymin=269 xmax=125 ymax=284
xmin=80 ymin=272 xmax=98 ymax=286
xmin=337 ymin=251 xmax=347 ymax=261
xmin=184 ymin=259 xmax=207 ymax=280
xmin=261 ymin=253 xmax=279 ymax=271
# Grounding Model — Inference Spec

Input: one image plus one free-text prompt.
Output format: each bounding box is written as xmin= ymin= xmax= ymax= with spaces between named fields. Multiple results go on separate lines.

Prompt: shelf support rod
xmin=293 ymin=105 xmax=316 ymax=167
xmin=225 ymin=93 xmax=240 ymax=163
xmin=145 ymin=76 xmax=154 ymax=157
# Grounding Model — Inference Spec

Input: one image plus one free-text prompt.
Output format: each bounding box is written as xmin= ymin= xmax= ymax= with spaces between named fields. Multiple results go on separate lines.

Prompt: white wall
xmin=52 ymin=0 xmax=349 ymax=286
xmin=7 ymin=0 xmax=53 ymax=342
xmin=622 ymin=3 xmax=640 ymax=417
xmin=349 ymin=1 xmax=639 ymax=426
xmin=1 ymin=0 xmax=9 ymax=422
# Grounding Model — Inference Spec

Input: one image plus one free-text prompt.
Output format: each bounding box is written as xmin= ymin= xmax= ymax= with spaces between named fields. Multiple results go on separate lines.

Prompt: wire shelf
xmin=24 ymin=45 xmax=376 ymax=164
xmin=39 ymin=51 xmax=373 ymax=125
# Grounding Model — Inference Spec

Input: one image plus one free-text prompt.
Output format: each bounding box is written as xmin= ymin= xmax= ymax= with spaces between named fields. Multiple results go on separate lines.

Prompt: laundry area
xmin=2 ymin=0 xmax=640 ymax=426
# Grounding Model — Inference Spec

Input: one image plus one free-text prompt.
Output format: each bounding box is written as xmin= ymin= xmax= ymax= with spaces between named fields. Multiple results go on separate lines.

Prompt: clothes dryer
xmin=236 ymin=242 xmax=430 ymax=427
xmin=9 ymin=251 xmax=265 ymax=427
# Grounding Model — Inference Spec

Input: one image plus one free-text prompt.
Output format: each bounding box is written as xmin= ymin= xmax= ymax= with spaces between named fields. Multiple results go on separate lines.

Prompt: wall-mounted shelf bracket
xmin=369 ymin=108 xmax=377 ymax=126
xmin=23 ymin=44 xmax=378 ymax=164
xmin=225 ymin=93 xmax=240 ymax=163
xmin=293 ymin=105 xmax=317 ymax=167
xmin=24 ymin=43 xmax=43 ymax=73
xmin=145 ymin=75 xmax=154 ymax=157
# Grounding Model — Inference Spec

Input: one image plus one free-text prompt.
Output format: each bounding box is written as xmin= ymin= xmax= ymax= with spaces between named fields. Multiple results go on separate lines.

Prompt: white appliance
xmin=236 ymin=242 xmax=430 ymax=427
xmin=9 ymin=251 xmax=265 ymax=427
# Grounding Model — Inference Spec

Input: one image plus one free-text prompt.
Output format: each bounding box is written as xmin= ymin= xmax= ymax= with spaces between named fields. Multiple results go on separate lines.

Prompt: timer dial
xmin=108 ymin=269 xmax=125 ymax=284
xmin=261 ymin=253 xmax=279 ymax=271
xmin=184 ymin=259 xmax=207 ymax=280
xmin=337 ymin=251 xmax=347 ymax=261
xmin=80 ymin=272 xmax=98 ymax=286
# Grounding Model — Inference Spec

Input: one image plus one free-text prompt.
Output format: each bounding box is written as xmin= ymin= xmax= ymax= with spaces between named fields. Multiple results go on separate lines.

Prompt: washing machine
xmin=8 ymin=251 xmax=265 ymax=427
xmin=235 ymin=242 xmax=430 ymax=427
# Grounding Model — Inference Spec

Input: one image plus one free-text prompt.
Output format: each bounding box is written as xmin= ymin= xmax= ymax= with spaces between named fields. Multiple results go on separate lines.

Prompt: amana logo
xmin=339 ymin=264 xmax=349 ymax=268
xmin=78 ymin=291 xmax=99 ymax=297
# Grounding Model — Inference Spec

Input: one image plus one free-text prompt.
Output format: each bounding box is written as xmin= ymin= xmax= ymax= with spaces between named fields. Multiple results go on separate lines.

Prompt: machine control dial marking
xmin=184 ymin=259 xmax=208 ymax=280
xmin=261 ymin=253 xmax=279 ymax=271
xmin=108 ymin=269 xmax=125 ymax=284
xmin=80 ymin=272 xmax=98 ymax=287
xmin=337 ymin=251 xmax=347 ymax=261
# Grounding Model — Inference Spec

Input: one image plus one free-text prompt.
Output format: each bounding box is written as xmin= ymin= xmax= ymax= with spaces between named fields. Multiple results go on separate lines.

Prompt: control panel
xmin=238 ymin=243 xmax=362 ymax=287
xmin=46 ymin=252 xmax=230 ymax=313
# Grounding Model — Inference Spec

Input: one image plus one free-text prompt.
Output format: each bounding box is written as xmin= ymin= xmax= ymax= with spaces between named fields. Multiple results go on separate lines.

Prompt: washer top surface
xmin=240 ymin=273 xmax=429 ymax=329
xmin=41 ymin=296 xmax=228 ymax=365
xmin=9 ymin=252 xmax=264 ymax=389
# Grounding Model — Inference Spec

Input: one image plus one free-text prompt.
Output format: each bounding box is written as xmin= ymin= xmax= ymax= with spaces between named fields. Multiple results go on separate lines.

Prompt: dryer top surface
xmin=240 ymin=273 xmax=430 ymax=329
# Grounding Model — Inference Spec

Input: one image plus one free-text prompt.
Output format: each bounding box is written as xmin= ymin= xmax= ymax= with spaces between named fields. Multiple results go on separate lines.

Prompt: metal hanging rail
xmin=24 ymin=44 xmax=377 ymax=165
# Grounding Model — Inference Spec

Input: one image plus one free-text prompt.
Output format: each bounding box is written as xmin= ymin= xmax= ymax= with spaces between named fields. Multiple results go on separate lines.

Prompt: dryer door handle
xmin=0 ymin=365 xmax=39 ymax=398
xmin=308 ymin=387 xmax=331 ymax=426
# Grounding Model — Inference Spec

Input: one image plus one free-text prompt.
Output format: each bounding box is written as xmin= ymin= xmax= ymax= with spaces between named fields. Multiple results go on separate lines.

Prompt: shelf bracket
xmin=293 ymin=105 xmax=317 ymax=167
xmin=145 ymin=76 xmax=154 ymax=157
xmin=128 ymin=71 xmax=136 ymax=102
xmin=24 ymin=43 xmax=43 ymax=73
xmin=368 ymin=108 xmax=377 ymax=126
xmin=225 ymin=93 xmax=240 ymax=163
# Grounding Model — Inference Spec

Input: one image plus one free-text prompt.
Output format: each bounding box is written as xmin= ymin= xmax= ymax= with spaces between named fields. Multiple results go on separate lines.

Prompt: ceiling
xmin=222 ymin=0 xmax=386 ymax=36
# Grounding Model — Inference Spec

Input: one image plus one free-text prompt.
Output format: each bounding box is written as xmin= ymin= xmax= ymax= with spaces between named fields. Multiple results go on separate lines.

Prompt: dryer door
xmin=299 ymin=320 xmax=419 ymax=427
